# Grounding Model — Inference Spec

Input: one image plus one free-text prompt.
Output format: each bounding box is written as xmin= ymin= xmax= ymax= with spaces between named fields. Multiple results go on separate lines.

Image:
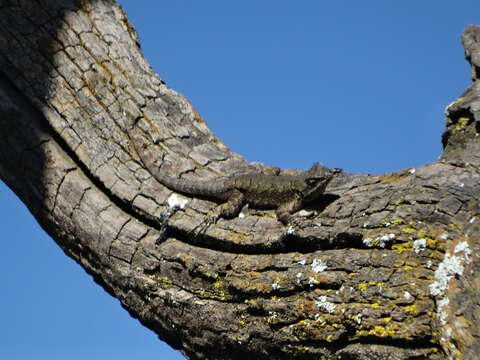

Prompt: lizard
xmin=135 ymin=140 xmax=341 ymax=225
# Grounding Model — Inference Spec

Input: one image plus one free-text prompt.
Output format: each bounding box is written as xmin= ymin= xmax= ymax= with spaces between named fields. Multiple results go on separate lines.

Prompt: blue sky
xmin=1 ymin=2 xmax=478 ymax=359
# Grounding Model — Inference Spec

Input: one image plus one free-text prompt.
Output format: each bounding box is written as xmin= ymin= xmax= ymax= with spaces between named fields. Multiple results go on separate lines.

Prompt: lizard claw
xmin=287 ymin=216 xmax=318 ymax=231
xmin=156 ymin=205 xmax=180 ymax=245
xmin=288 ymin=217 xmax=305 ymax=229
xmin=190 ymin=212 xmax=219 ymax=236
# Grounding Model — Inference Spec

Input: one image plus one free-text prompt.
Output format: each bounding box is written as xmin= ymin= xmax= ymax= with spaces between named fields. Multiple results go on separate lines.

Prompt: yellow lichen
xmin=296 ymin=319 xmax=311 ymax=327
xmin=158 ymin=277 xmax=172 ymax=288
xmin=454 ymin=117 xmax=471 ymax=131
xmin=212 ymin=281 xmax=226 ymax=300
xmin=417 ymin=229 xmax=428 ymax=238
xmin=404 ymin=304 xmax=420 ymax=315
xmin=390 ymin=219 xmax=404 ymax=226
xmin=402 ymin=227 xmax=416 ymax=234
xmin=392 ymin=241 xmax=412 ymax=253
xmin=368 ymin=325 xmax=396 ymax=337
xmin=358 ymin=282 xmax=368 ymax=291
xmin=371 ymin=302 xmax=381 ymax=309
xmin=426 ymin=237 xmax=437 ymax=248
xmin=292 ymin=345 xmax=312 ymax=353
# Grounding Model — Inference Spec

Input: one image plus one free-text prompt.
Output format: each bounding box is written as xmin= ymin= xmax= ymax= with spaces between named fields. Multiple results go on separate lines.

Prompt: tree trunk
xmin=0 ymin=1 xmax=478 ymax=359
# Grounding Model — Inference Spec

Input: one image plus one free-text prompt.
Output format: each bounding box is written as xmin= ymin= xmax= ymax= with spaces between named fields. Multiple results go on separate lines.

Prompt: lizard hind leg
xmin=192 ymin=189 xmax=246 ymax=235
xmin=275 ymin=196 xmax=303 ymax=225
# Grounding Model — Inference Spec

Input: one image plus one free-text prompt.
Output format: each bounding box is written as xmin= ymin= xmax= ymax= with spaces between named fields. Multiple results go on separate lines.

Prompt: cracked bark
xmin=0 ymin=1 xmax=479 ymax=359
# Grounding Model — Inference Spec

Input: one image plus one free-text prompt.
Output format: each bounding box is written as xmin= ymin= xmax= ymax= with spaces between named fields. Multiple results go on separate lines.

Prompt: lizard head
xmin=301 ymin=163 xmax=342 ymax=202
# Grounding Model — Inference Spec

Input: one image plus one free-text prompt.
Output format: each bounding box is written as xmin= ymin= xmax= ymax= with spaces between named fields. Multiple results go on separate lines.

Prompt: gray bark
xmin=0 ymin=1 xmax=479 ymax=359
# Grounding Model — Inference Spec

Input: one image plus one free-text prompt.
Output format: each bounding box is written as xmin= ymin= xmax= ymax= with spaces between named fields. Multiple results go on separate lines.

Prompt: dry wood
xmin=0 ymin=1 xmax=479 ymax=359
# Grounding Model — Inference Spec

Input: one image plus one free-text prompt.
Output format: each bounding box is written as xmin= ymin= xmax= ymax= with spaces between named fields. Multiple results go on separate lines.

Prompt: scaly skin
xmin=139 ymin=148 xmax=340 ymax=224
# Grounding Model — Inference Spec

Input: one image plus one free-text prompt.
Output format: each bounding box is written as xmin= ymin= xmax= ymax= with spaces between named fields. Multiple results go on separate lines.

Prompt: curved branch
xmin=0 ymin=1 xmax=478 ymax=359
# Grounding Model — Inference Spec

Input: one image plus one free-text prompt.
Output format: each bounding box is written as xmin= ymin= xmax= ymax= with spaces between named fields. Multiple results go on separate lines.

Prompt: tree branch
xmin=0 ymin=1 xmax=478 ymax=359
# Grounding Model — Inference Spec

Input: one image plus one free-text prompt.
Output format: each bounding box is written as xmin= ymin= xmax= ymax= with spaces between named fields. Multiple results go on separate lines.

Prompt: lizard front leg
xmin=275 ymin=196 xmax=303 ymax=224
xmin=207 ymin=189 xmax=246 ymax=222
xmin=193 ymin=189 xmax=246 ymax=234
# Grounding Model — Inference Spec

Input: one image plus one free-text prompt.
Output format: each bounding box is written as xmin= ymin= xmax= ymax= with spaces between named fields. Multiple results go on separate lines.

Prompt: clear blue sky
xmin=1 ymin=2 xmax=478 ymax=359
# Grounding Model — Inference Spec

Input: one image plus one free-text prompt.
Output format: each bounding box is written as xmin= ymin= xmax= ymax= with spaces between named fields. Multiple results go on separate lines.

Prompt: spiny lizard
xmin=136 ymin=143 xmax=340 ymax=224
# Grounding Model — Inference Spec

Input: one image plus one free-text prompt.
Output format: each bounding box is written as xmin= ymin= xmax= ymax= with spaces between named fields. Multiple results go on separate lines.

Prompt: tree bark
xmin=0 ymin=1 xmax=479 ymax=359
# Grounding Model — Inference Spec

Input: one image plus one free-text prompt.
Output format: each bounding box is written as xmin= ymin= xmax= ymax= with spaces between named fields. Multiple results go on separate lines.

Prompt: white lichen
xmin=167 ymin=193 xmax=188 ymax=209
xmin=440 ymin=233 xmax=448 ymax=240
xmin=412 ymin=238 xmax=427 ymax=253
xmin=315 ymin=296 xmax=336 ymax=313
xmin=454 ymin=241 xmax=472 ymax=262
xmin=362 ymin=238 xmax=373 ymax=247
xmin=296 ymin=273 xmax=303 ymax=284
xmin=297 ymin=259 xmax=306 ymax=266
xmin=429 ymin=254 xmax=464 ymax=296
xmin=429 ymin=241 xmax=471 ymax=297
xmin=271 ymin=281 xmax=280 ymax=290
xmin=268 ymin=311 xmax=278 ymax=319
xmin=437 ymin=297 xmax=450 ymax=326
xmin=362 ymin=233 xmax=396 ymax=248
xmin=403 ymin=291 xmax=413 ymax=301
xmin=286 ymin=225 xmax=296 ymax=234
xmin=311 ymin=258 xmax=327 ymax=273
